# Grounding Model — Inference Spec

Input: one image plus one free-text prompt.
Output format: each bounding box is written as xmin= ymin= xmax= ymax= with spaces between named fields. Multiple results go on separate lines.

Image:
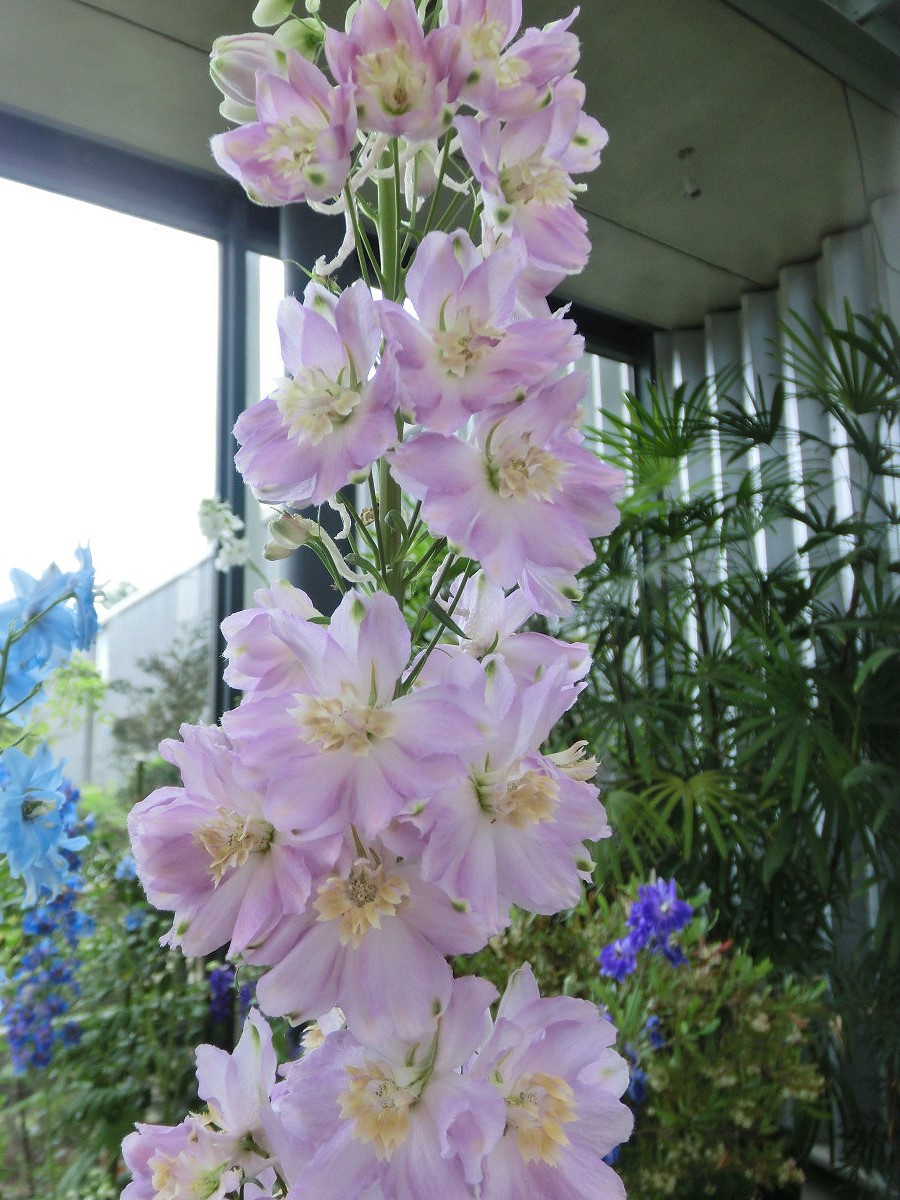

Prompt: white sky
xmin=0 ymin=177 xmax=282 ymax=603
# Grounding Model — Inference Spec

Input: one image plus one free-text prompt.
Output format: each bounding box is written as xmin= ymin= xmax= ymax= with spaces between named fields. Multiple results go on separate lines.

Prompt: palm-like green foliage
xmin=569 ymin=307 xmax=899 ymax=1186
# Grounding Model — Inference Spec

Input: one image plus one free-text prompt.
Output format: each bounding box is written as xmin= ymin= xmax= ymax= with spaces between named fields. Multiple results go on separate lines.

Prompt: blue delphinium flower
xmin=71 ymin=546 xmax=97 ymax=650
xmin=645 ymin=1014 xmax=666 ymax=1050
xmin=123 ymin=909 xmax=146 ymax=932
xmin=0 ymin=551 xmax=97 ymax=724
xmin=597 ymin=879 xmax=693 ymax=982
xmin=630 ymin=878 xmax=693 ymax=940
xmin=209 ymin=965 xmax=236 ymax=1024
xmin=114 ymin=852 xmax=139 ymax=882
xmin=1 ymin=783 xmax=88 ymax=1072
xmin=0 ymin=746 xmax=87 ymax=905
xmin=627 ymin=1065 xmax=648 ymax=1105
xmin=598 ymin=934 xmax=640 ymax=982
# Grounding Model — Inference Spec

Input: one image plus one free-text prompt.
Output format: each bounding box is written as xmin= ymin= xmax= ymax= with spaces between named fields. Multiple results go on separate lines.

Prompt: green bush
xmin=563 ymin=306 xmax=899 ymax=1187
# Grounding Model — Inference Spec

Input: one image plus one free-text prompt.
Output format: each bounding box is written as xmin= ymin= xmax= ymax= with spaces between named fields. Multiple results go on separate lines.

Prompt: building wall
xmin=53 ymin=556 xmax=214 ymax=791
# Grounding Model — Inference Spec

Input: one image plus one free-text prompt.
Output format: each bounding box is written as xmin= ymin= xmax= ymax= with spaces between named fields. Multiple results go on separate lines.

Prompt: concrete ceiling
xmin=1 ymin=0 xmax=898 ymax=329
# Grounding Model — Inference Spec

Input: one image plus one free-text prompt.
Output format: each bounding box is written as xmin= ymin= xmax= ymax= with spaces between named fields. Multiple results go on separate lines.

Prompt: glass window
xmin=0 ymin=176 xmax=219 ymax=597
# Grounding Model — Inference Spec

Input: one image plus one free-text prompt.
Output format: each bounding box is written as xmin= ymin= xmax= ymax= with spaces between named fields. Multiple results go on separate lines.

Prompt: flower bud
xmin=209 ymin=33 xmax=286 ymax=124
xmin=268 ymin=513 xmax=315 ymax=549
xmin=273 ymin=16 xmax=324 ymax=58
xmin=252 ymin=0 xmax=295 ymax=27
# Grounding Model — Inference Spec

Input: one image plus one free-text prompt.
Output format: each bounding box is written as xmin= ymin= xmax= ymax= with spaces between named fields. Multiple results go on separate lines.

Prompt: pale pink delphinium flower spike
xmin=325 ymin=0 xmax=456 ymax=141
xmin=209 ymin=31 xmax=289 ymax=124
xmin=123 ymin=1011 xmax=282 ymax=1199
xmin=235 ymin=280 xmax=399 ymax=508
xmin=418 ymin=570 xmax=593 ymax=706
xmin=221 ymin=580 xmax=324 ymax=701
xmin=195 ymin=1008 xmax=278 ymax=1148
xmin=121 ymin=1116 xmax=244 ymax=1200
xmin=211 ymin=50 xmax=358 ymax=205
xmin=404 ymin=660 xmax=609 ymax=930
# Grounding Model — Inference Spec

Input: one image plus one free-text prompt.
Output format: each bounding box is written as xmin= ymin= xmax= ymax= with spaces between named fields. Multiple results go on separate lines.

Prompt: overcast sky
xmin=0 ymin=176 xmax=282 ymax=604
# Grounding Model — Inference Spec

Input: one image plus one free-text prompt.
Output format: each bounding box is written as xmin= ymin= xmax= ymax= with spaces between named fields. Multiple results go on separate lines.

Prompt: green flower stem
xmin=421 ymin=132 xmax=453 ymax=239
xmin=343 ymin=182 xmax=382 ymax=293
xmin=403 ymin=558 xmax=475 ymax=691
xmin=377 ymin=141 xmax=406 ymax=607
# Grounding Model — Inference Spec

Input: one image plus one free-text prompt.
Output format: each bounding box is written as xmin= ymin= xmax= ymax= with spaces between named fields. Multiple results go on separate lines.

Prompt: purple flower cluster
xmin=1 ymin=783 xmax=91 ymax=1072
xmin=598 ymin=879 xmax=693 ymax=982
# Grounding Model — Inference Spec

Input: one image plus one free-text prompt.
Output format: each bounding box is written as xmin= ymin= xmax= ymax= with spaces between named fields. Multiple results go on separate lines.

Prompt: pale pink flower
xmin=324 ymin=0 xmax=456 ymax=140
xmin=270 ymin=975 xmax=506 ymax=1199
xmin=428 ymin=570 xmax=592 ymax=698
xmin=235 ymin=281 xmax=399 ymax=507
xmin=444 ymin=1 xmax=580 ymax=119
xmin=223 ymin=589 xmax=484 ymax=842
xmin=471 ymin=964 xmax=633 ymax=1200
xmin=380 ymin=229 xmax=582 ymax=433
xmin=388 ymin=371 xmax=624 ymax=615
xmin=456 ymin=78 xmax=608 ymax=292
xmin=222 ymin=581 xmax=324 ymax=700
xmin=195 ymin=1008 xmax=278 ymax=1146
xmin=211 ymin=50 xmax=357 ymax=205
xmin=121 ymin=1116 xmax=243 ymax=1200
xmin=406 ymin=663 xmax=609 ymax=929
xmin=128 ymin=723 xmax=336 ymax=958
xmin=123 ymin=1012 xmax=280 ymax=1198
xmin=249 ymin=844 xmax=490 ymax=1043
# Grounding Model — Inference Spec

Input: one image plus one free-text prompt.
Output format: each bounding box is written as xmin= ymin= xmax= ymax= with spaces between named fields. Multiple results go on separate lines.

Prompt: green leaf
xmin=424 ymin=598 xmax=467 ymax=639
xmin=853 ymin=646 xmax=899 ymax=694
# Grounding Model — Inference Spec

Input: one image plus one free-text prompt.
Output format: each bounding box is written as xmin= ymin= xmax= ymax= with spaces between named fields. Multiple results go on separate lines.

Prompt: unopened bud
xmin=263 ymin=541 xmax=294 ymax=561
xmin=269 ymin=512 xmax=315 ymax=549
xmin=274 ymin=16 xmax=325 ymax=58
xmin=252 ymin=0 xmax=295 ymax=27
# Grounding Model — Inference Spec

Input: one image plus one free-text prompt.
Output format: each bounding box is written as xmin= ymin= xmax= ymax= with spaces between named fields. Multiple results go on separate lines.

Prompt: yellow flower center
xmin=315 ymin=860 xmax=411 ymax=948
xmin=500 ymin=157 xmax=572 ymax=208
xmin=468 ymin=17 xmax=505 ymax=63
xmin=433 ymin=319 xmax=502 ymax=379
xmin=505 ymin=1072 xmax=577 ymax=1166
xmin=476 ymin=766 xmax=559 ymax=829
xmin=356 ymin=44 xmax=428 ymax=117
xmin=194 ymin=809 xmax=274 ymax=885
xmin=258 ymin=116 xmax=321 ymax=181
xmin=493 ymin=769 xmax=559 ymax=829
xmin=492 ymin=440 xmax=564 ymax=502
xmin=274 ymin=367 xmax=362 ymax=445
xmin=291 ymin=691 xmax=395 ymax=755
xmin=338 ymin=1063 xmax=416 ymax=1160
